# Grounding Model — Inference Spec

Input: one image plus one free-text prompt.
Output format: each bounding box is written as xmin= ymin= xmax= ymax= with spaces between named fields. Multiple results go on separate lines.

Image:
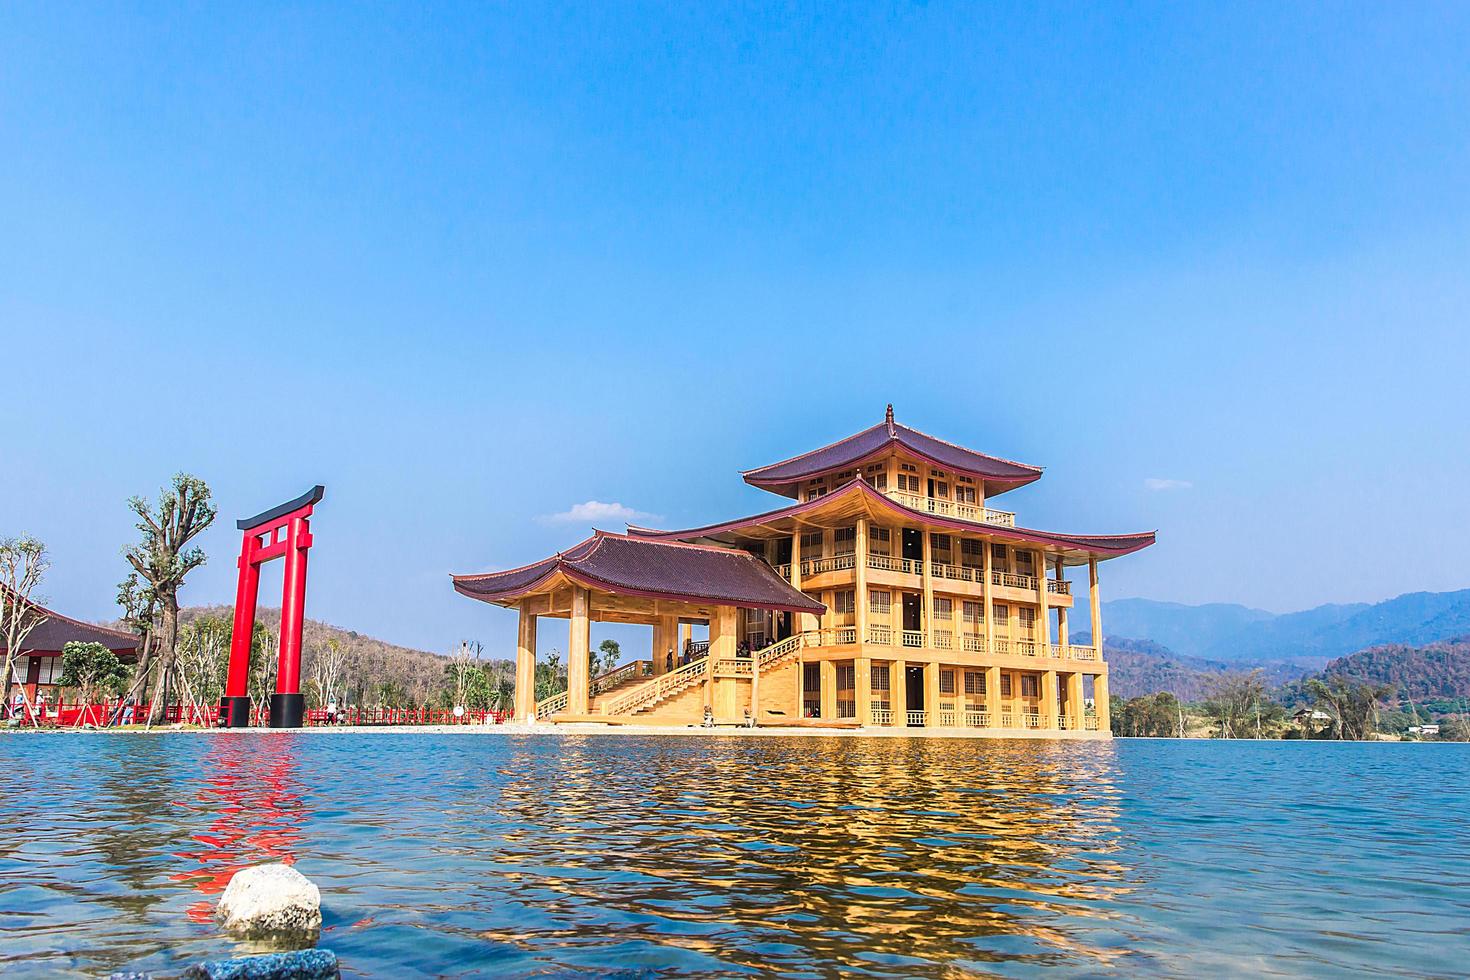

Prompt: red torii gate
xmin=219 ymin=486 xmax=324 ymax=728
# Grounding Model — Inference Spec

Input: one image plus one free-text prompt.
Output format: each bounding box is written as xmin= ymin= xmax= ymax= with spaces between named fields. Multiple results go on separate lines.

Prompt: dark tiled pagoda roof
xmin=629 ymin=479 xmax=1156 ymax=563
xmin=453 ymin=532 xmax=826 ymax=614
xmin=0 ymin=590 xmax=140 ymax=657
xmin=743 ymin=405 xmax=1043 ymax=498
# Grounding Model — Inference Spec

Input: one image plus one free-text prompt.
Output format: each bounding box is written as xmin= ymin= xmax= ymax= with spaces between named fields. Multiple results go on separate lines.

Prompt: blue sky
xmin=3 ymin=3 xmax=1469 ymax=655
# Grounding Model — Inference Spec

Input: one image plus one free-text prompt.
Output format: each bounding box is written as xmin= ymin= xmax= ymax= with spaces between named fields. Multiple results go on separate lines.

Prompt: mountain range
xmin=1092 ymin=589 xmax=1470 ymax=664
xmin=1081 ymin=589 xmax=1470 ymax=700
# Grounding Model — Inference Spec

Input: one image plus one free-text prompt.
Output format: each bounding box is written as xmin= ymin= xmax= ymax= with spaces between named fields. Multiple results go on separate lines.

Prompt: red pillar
xmin=275 ymin=517 xmax=311 ymax=698
xmin=221 ymin=532 xmax=261 ymax=726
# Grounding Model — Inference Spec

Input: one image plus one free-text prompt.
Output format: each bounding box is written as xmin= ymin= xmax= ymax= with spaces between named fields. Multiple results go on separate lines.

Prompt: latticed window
xmin=961 ymin=538 xmax=984 ymax=563
xmin=898 ymin=473 xmax=921 ymax=493
xmin=992 ymin=543 xmax=1008 ymax=564
xmin=834 ymin=590 xmax=855 ymax=614
xmin=836 ymin=663 xmax=856 ymax=719
xmin=934 ymin=481 xmax=949 ymax=498
xmin=930 ymin=533 xmax=951 ymax=557
xmin=939 ymin=669 xmax=955 ymax=694
xmin=956 ymin=484 xmax=977 ymax=504
xmin=993 ymin=603 xmax=1009 ymax=625
xmin=1016 ymin=550 xmax=1035 ymax=571
xmin=1001 ymin=673 xmax=1013 ymax=697
xmin=1021 ymin=675 xmax=1040 ymax=698
xmin=801 ymin=531 xmax=823 ymax=560
xmin=962 ymin=601 xmax=984 ymax=628
xmin=870 ymin=590 xmax=891 ymax=619
xmin=833 ymin=527 xmax=856 ymax=556
xmin=871 ymin=664 xmax=890 ymax=691
xmin=932 ymin=596 xmax=953 ymax=620
xmin=803 ymin=664 xmax=822 ymax=717
xmin=1018 ymin=607 xmax=1035 ymax=635
xmin=870 ymin=527 xmax=891 ymax=556
xmin=965 ymin=670 xmax=986 ymax=695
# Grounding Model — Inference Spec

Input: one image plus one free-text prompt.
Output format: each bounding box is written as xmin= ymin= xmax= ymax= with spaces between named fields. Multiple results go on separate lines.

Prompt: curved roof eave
xmin=629 ymin=479 xmax=1156 ymax=561
xmin=741 ymin=416 xmax=1043 ymax=495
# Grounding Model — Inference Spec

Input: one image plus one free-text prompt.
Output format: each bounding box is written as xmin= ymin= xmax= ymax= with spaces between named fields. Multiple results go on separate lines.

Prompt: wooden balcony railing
xmin=962 ymin=634 xmax=986 ymax=653
xmin=1046 ymin=578 xmax=1071 ymax=595
xmin=871 ymin=706 xmax=894 ymax=726
xmin=937 ymin=710 xmax=956 ymax=727
xmin=1015 ymin=640 xmax=1038 ymax=657
xmin=994 ymin=570 xmax=1037 ymax=591
xmin=867 ymin=554 xmax=917 ymax=574
xmin=885 ymin=489 xmax=1016 ymax=527
xmin=1084 ymin=715 xmax=1100 ymax=731
xmin=1069 ymin=644 xmax=1099 ymax=661
xmin=1000 ymin=710 xmax=1015 ymax=727
xmin=804 ymin=554 xmax=857 ymax=576
xmin=932 ymin=629 xmax=953 ymax=650
xmin=1022 ymin=712 xmax=1042 ymax=729
xmin=901 ymin=630 xmax=924 ymax=648
xmin=1048 ymin=643 xmax=1067 ymax=659
xmin=868 ymin=625 xmax=893 ymax=645
xmin=906 ymin=709 xmax=927 ymax=726
xmin=964 ymin=709 xmax=990 ymax=728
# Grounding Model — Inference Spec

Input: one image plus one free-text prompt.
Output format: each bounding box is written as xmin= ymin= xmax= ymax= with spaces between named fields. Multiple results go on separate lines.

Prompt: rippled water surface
xmin=2 ymin=733 xmax=1467 ymax=978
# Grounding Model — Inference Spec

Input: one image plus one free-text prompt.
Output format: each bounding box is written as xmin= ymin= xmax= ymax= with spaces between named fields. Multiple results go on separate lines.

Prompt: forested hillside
xmin=1318 ymin=637 xmax=1470 ymax=701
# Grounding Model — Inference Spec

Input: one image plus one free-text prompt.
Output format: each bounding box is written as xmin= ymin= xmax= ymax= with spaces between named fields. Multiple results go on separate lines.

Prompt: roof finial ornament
xmin=885 ymin=403 xmax=895 ymax=435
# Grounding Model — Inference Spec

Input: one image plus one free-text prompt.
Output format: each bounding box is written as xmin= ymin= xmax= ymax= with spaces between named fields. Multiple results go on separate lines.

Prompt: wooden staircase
xmin=602 ymin=634 xmax=807 ymax=718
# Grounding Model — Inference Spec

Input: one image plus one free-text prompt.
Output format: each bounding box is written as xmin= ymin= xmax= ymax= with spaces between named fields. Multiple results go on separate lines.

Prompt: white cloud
xmin=538 ymin=500 xmax=655 ymax=525
xmin=1143 ymin=478 xmax=1193 ymax=492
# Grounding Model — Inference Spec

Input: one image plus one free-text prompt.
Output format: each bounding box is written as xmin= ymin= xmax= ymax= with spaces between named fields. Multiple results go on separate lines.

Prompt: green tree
xmin=595 ymin=638 xmax=621 ymax=678
xmin=119 ymin=474 xmax=217 ymax=723
xmin=59 ymin=641 xmax=132 ymax=710
xmin=1306 ymin=674 xmax=1394 ymax=740
xmin=1112 ymin=691 xmax=1184 ymax=737
xmin=1202 ymin=670 xmax=1276 ymax=738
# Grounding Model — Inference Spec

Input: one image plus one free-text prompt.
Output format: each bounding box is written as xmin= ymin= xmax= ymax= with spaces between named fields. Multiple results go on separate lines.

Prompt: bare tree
xmin=0 ymin=535 xmax=51 ymax=723
xmin=310 ymin=637 xmax=351 ymax=709
xmin=176 ymin=617 xmax=230 ymax=724
xmin=251 ymin=625 xmax=280 ymax=722
xmin=121 ymin=474 xmax=216 ymax=723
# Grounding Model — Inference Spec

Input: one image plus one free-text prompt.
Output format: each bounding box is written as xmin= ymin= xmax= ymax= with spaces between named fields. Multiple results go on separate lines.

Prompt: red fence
xmin=7 ymin=698 xmax=508 ymax=729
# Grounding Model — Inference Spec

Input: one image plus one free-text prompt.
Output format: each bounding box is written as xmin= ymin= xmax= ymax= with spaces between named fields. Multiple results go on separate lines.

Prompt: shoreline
xmin=5 ymin=722 xmax=1111 ymax=740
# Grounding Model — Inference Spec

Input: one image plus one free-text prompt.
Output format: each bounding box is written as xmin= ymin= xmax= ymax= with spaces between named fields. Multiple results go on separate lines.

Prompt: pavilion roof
xmin=452 ymin=532 xmax=827 ymax=614
xmin=0 ymin=589 xmax=140 ymax=657
xmin=628 ymin=479 xmax=1155 ymax=564
xmin=742 ymin=405 xmax=1043 ymax=498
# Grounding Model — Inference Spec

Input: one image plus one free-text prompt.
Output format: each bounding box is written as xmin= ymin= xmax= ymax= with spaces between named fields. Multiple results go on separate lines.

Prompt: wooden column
xmin=791 ymin=531 xmax=818 ymax=636
xmin=1094 ymin=672 xmax=1112 ymax=733
xmin=855 ymin=655 xmax=872 ymax=726
xmin=1089 ymin=556 xmax=1103 ymax=656
xmin=1041 ymin=669 xmax=1059 ymax=730
xmin=1036 ymin=549 xmax=1051 ymax=658
xmin=985 ymin=664 xmax=1001 ymax=726
xmin=515 ymin=600 xmax=536 ymax=723
xmin=657 ymin=613 xmax=677 ymax=675
xmin=1055 ymin=559 xmax=1069 ymax=658
xmin=651 ymin=617 xmax=665 ymax=676
xmin=708 ymin=605 xmax=737 ymax=717
xmin=679 ymin=621 xmax=692 ymax=656
xmin=920 ymin=530 xmax=934 ymax=648
xmin=982 ymin=537 xmax=995 ymax=655
xmin=567 ymin=587 xmax=591 ymax=716
xmin=924 ymin=661 xmax=939 ymax=727
xmin=855 ymin=518 xmax=869 ymax=646
xmin=820 ymin=659 xmax=837 ymax=720
xmin=893 ymin=658 xmax=907 ymax=725
xmin=1065 ymin=671 xmax=1084 ymax=729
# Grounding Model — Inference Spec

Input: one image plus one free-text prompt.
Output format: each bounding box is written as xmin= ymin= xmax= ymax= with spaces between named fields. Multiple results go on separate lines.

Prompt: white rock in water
xmin=217 ymin=863 xmax=322 ymax=937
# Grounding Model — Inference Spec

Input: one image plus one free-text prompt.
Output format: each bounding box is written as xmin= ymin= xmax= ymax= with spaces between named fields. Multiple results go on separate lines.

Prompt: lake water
xmin=1 ymin=734 xmax=1466 ymax=978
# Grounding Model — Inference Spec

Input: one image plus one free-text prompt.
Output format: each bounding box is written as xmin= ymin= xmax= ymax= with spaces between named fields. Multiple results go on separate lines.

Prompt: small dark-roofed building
xmin=3 ymin=593 xmax=139 ymax=709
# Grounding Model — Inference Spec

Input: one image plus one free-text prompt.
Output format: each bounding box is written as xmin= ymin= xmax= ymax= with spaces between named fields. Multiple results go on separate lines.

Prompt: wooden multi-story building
xmin=455 ymin=407 xmax=1153 ymax=737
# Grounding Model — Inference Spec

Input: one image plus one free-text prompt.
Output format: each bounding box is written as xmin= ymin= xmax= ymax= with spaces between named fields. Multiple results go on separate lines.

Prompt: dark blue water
xmin=1 ymin=734 xmax=1466 ymax=978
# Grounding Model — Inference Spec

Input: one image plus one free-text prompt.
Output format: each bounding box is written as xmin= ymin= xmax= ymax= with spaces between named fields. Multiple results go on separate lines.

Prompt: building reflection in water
xmin=170 ymin=735 xmax=309 ymax=922
xmin=477 ymin=736 xmax=1134 ymax=975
